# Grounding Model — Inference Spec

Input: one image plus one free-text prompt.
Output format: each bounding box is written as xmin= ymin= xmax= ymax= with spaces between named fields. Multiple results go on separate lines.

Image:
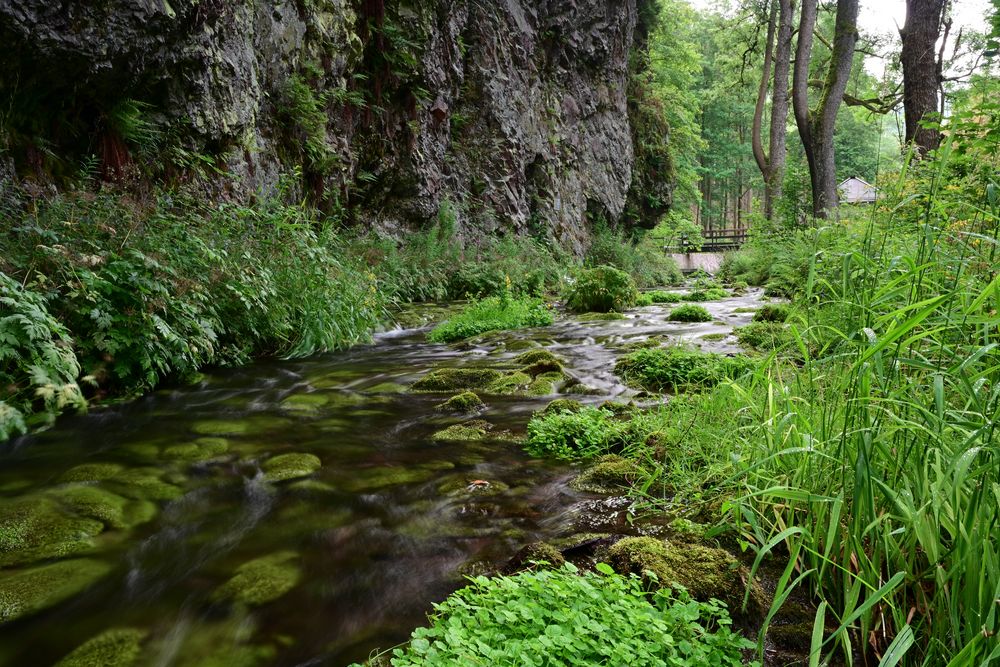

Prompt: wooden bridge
xmin=665 ymin=228 xmax=749 ymax=274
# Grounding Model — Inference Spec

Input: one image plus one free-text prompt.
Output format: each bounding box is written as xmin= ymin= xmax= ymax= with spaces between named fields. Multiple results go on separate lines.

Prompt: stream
xmin=0 ymin=289 xmax=766 ymax=666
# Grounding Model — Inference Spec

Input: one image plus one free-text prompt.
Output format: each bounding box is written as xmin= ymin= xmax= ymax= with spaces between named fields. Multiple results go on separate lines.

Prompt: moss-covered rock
xmin=577 ymin=312 xmax=626 ymax=321
xmin=699 ymin=333 xmax=728 ymax=342
xmin=0 ymin=558 xmax=112 ymax=623
xmin=503 ymin=542 xmax=565 ymax=573
xmin=51 ymin=485 xmax=157 ymax=531
xmin=337 ymin=466 xmax=435 ymax=492
xmin=107 ymin=468 xmax=184 ymax=501
xmin=262 ymin=453 xmax=321 ymax=483
xmin=279 ymin=393 xmax=329 ymax=414
xmin=434 ymin=391 xmax=486 ymax=414
xmin=512 ymin=349 xmax=561 ymax=366
xmin=191 ymin=420 xmax=252 ymax=436
xmin=59 ymin=463 xmax=125 ymax=483
xmin=519 ymin=359 xmax=564 ymax=377
xmin=485 ymin=371 xmax=533 ymax=395
xmin=608 ymin=537 xmax=767 ymax=615
xmin=437 ymin=477 xmax=510 ymax=497
xmin=430 ymin=420 xmax=492 ymax=442
xmin=0 ymin=497 xmax=104 ymax=566
xmin=571 ymin=455 xmax=644 ymax=494
xmin=753 ymin=304 xmax=790 ymax=323
xmin=213 ymin=551 xmax=301 ymax=607
xmin=162 ymin=438 xmax=229 ymax=462
xmin=55 ymin=628 xmax=147 ymax=667
xmin=411 ymin=368 xmax=504 ymax=392
xmin=541 ymin=398 xmax=584 ymax=416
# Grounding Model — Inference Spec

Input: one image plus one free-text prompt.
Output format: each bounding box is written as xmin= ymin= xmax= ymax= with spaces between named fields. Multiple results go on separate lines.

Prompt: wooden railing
xmin=665 ymin=228 xmax=749 ymax=253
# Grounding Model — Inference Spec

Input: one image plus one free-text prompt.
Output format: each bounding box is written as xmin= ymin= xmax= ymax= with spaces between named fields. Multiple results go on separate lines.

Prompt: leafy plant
xmin=565 ymin=265 xmax=639 ymax=313
xmin=667 ymin=304 xmax=713 ymax=322
xmin=615 ymin=346 xmax=754 ymax=392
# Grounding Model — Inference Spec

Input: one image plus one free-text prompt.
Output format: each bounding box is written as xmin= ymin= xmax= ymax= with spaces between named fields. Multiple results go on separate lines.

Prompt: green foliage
xmin=666 ymin=304 xmax=712 ymax=322
xmin=645 ymin=290 xmax=684 ymax=303
xmin=683 ymin=287 xmax=728 ymax=302
xmin=615 ymin=346 xmax=754 ymax=392
xmin=751 ymin=304 xmax=790 ymax=323
xmin=377 ymin=563 xmax=752 ymax=667
xmin=733 ymin=322 xmax=791 ymax=352
xmin=525 ymin=407 xmax=621 ymax=460
xmin=586 ymin=226 xmax=682 ymax=287
xmin=565 ymin=266 xmax=639 ymax=313
xmin=427 ymin=296 xmax=553 ymax=343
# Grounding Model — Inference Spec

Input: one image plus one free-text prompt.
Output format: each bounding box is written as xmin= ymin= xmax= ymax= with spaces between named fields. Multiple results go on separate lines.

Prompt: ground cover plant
xmin=427 ymin=295 xmax=553 ymax=343
xmin=615 ymin=346 xmax=755 ymax=392
xmin=366 ymin=563 xmax=753 ymax=667
xmin=564 ymin=265 xmax=639 ymax=313
xmin=666 ymin=304 xmax=713 ymax=322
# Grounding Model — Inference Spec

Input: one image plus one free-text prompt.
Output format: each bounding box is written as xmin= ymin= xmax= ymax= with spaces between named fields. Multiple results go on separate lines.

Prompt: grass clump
xmin=370 ymin=563 xmax=751 ymax=667
xmin=666 ymin=304 xmax=712 ymax=322
xmin=427 ymin=296 xmax=553 ymax=343
xmin=733 ymin=322 xmax=791 ymax=351
xmin=683 ymin=288 xmax=728 ymax=302
xmin=525 ymin=407 xmax=621 ymax=460
xmin=615 ymin=347 xmax=754 ymax=392
xmin=751 ymin=304 xmax=790 ymax=323
xmin=647 ymin=290 xmax=684 ymax=303
xmin=565 ymin=266 xmax=639 ymax=313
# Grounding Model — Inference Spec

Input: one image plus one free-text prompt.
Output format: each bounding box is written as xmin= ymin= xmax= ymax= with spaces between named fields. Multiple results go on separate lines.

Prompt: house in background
xmin=838 ymin=176 xmax=877 ymax=204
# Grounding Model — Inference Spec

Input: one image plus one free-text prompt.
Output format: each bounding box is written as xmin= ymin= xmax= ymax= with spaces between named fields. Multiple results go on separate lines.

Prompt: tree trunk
xmin=901 ymin=0 xmax=946 ymax=155
xmin=792 ymin=0 xmax=859 ymax=218
xmin=767 ymin=0 xmax=794 ymax=218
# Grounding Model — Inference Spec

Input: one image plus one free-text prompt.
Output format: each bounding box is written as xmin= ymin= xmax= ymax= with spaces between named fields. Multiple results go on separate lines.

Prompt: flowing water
xmin=0 ymin=290 xmax=766 ymax=666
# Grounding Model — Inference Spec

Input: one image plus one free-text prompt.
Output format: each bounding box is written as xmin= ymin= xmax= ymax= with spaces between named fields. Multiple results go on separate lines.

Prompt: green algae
xmin=0 ymin=558 xmax=112 ymax=623
xmin=0 ymin=496 xmax=104 ymax=566
xmin=262 ymin=453 xmax=322 ymax=483
xmin=54 ymin=628 xmax=147 ymax=667
xmin=364 ymin=382 xmax=408 ymax=394
xmin=213 ymin=551 xmax=301 ymax=607
xmin=162 ymin=437 xmax=229 ymax=462
xmin=191 ymin=420 xmax=252 ymax=436
xmin=51 ymin=485 xmax=157 ymax=531
xmin=279 ymin=393 xmax=330 ymax=414
xmin=435 ymin=391 xmax=486 ymax=414
xmin=411 ymin=368 xmax=504 ymax=392
xmin=107 ymin=468 xmax=184 ymax=501
xmin=59 ymin=463 xmax=125 ymax=483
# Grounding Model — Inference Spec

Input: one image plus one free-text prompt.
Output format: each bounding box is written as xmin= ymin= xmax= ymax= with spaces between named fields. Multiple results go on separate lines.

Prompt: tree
xmin=900 ymin=0 xmax=947 ymax=155
xmin=792 ymin=0 xmax=861 ymax=217
xmin=752 ymin=0 xmax=794 ymax=219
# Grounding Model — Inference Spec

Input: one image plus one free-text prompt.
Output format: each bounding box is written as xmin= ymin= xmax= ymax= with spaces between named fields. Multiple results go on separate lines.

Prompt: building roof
xmin=838 ymin=176 xmax=877 ymax=204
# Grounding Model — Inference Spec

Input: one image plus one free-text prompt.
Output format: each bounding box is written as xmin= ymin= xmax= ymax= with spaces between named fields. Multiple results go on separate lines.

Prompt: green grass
xmin=666 ymin=304 xmax=713 ymax=322
xmin=615 ymin=346 xmax=755 ymax=392
xmin=365 ymin=563 xmax=752 ymax=667
xmin=427 ymin=296 xmax=553 ymax=343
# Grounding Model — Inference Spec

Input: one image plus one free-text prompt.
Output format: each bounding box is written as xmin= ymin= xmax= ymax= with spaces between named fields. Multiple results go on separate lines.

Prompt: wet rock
xmin=0 ymin=558 xmax=112 ymax=623
xmin=485 ymin=371 xmax=533 ymax=395
xmin=411 ymin=368 xmax=503 ymax=392
xmin=437 ymin=477 xmax=510 ymax=497
xmin=512 ymin=350 xmax=561 ymax=367
xmin=59 ymin=463 xmax=124 ymax=483
xmin=279 ymin=393 xmax=329 ymax=414
xmin=434 ymin=391 xmax=486 ymax=414
xmin=213 ymin=551 xmax=301 ymax=607
xmin=608 ymin=537 xmax=768 ymax=616
xmin=262 ymin=453 xmax=321 ymax=483
xmin=162 ymin=438 xmax=229 ymax=462
xmin=192 ymin=419 xmax=255 ymax=436
xmin=0 ymin=496 xmax=104 ymax=566
xmin=54 ymin=628 xmax=147 ymax=667
xmin=364 ymin=382 xmax=408 ymax=394
xmin=51 ymin=485 xmax=157 ymax=531
xmin=571 ymin=455 xmax=644 ymax=494
xmin=503 ymin=542 xmax=565 ymax=573
xmin=107 ymin=468 xmax=184 ymax=501
xmin=430 ymin=420 xmax=492 ymax=442
xmin=337 ymin=466 xmax=435 ymax=492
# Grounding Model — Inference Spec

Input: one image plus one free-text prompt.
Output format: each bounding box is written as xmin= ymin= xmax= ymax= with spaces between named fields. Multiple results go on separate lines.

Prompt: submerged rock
xmin=0 ymin=496 xmax=104 ymax=567
xmin=59 ymin=463 xmax=125 ymax=483
xmin=608 ymin=537 xmax=768 ymax=615
xmin=0 ymin=558 xmax=112 ymax=623
xmin=213 ymin=551 xmax=301 ymax=607
xmin=430 ymin=420 xmax=493 ymax=442
xmin=51 ymin=485 xmax=157 ymax=531
xmin=503 ymin=542 xmax=566 ymax=573
xmin=434 ymin=391 xmax=486 ymax=414
xmin=278 ymin=393 xmax=330 ymax=414
xmin=437 ymin=477 xmax=510 ymax=497
xmin=54 ymin=628 xmax=147 ymax=667
xmin=107 ymin=468 xmax=184 ymax=501
xmin=162 ymin=438 xmax=229 ymax=462
xmin=191 ymin=420 xmax=252 ymax=436
xmin=411 ymin=368 xmax=504 ymax=392
xmin=262 ymin=453 xmax=321 ymax=483
xmin=337 ymin=466 xmax=435 ymax=492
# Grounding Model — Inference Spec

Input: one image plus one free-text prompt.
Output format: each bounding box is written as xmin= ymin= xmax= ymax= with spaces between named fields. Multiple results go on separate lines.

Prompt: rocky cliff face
xmin=0 ymin=0 xmax=671 ymax=252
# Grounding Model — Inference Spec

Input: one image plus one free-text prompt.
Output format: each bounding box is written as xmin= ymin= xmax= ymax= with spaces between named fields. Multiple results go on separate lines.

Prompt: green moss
xmin=435 ymin=391 xmax=485 ymax=414
xmin=700 ymin=333 xmax=727 ymax=342
xmin=571 ymin=455 xmax=644 ymax=494
xmin=213 ymin=551 xmax=301 ymax=607
xmin=365 ymin=382 xmax=408 ymax=393
xmin=51 ymin=485 xmax=157 ymax=530
xmin=0 ymin=497 xmax=104 ymax=566
xmin=513 ymin=350 xmax=561 ymax=366
xmin=541 ymin=399 xmax=584 ymax=415
xmin=338 ymin=466 xmax=435 ymax=492
xmin=279 ymin=393 xmax=329 ymax=414
xmin=430 ymin=420 xmax=492 ymax=442
xmin=191 ymin=420 xmax=251 ymax=436
xmin=59 ymin=463 xmax=124 ymax=483
xmin=55 ymin=628 xmax=147 ymax=667
xmin=577 ymin=312 xmax=626 ymax=321
xmin=411 ymin=368 xmax=504 ymax=392
xmin=169 ymin=617 xmax=276 ymax=667
xmin=608 ymin=538 xmax=767 ymax=614
xmin=519 ymin=359 xmax=564 ymax=377
xmin=107 ymin=468 xmax=184 ymax=501
xmin=262 ymin=453 xmax=322 ymax=483
xmin=667 ymin=304 xmax=713 ymax=322
xmin=162 ymin=438 xmax=229 ymax=462
xmin=683 ymin=288 xmax=728 ymax=302
xmin=437 ymin=478 xmax=510 ymax=496
xmin=504 ymin=542 xmax=565 ymax=572
xmin=753 ymin=304 xmax=791 ymax=323
xmin=485 ymin=371 xmax=532 ymax=395
xmin=0 ymin=558 xmax=112 ymax=623
xmin=734 ymin=322 xmax=792 ymax=351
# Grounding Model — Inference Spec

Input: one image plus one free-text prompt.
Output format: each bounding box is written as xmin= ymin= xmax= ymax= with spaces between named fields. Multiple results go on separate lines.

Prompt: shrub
xmin=525 ymin=407 xmax=620 ymax=460
xmin=667 ymin=304 xmax=712 ymax=322
xmin=646 ymin=290 xmax=684 ymax=303
xmin=586 ymin=226 xmax=682 ymax=287
xmin=427 ymin=296 xmax=553 ymax=343
xmin=564 ymin=265 xmax=639 ymax=313
xmin=615 ymin=346 xmax=755 ymax=391
xmin=377 ymin=563 xmax=752 ymax=667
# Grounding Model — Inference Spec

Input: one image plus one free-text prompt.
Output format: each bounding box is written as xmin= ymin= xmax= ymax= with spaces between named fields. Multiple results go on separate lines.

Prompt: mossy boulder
xmin=59 ymin=463 xmax=124 ymax=483
xmin=213 ymin=551 xmax=301 ymax=607
xmin=608 ymin=537 xmax=767 ymax=615
xmin=541 ymin=399 xmax=584 ymax=416
xmin=411 ymin=368 xmax=504 ymax=392
xmin=162 ymin=438 xmax=229 ymax=462
xmin=191 ymin=420 xmax=252 ymax=436
xmin=430 ymin=420 xmax=493 ymax=442
xmin=107 ymin=468 xmax=184 ymax=501
xmin=512 ymin=349 xmax=561 ymax=366
xmin=55 ymin=628 xmax=147 ymax=667
xmin=51 ymin=485 xmax=157 ymax=530
xmin=503 ymin=542 xmax=565 ymax=573
xmin=435 ymin=391 xmax=485 ymax=414
xmin=0 ymin=497 xmax=104 ymax=566
xmin=0 ymin=558 xmax=112 ymax=623
xmin=279 ymin=392 xmax=330 ymax=414
xmin=337 ymin=466 xmax=435 ymax=492
xmin=571 ymin=455 xmax=644 ymax=494
xmin=262 ymin=453 xmax=321 ymax=483
xmin=485 ymin=371 xmax=533 ymax=395
xmin=437 ymin=477 xmax=510 ymax=497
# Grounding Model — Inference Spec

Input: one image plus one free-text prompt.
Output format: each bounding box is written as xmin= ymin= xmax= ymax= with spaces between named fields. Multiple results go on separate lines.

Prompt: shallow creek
xmin=0 ymin=289 xmax=766 ymax=666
